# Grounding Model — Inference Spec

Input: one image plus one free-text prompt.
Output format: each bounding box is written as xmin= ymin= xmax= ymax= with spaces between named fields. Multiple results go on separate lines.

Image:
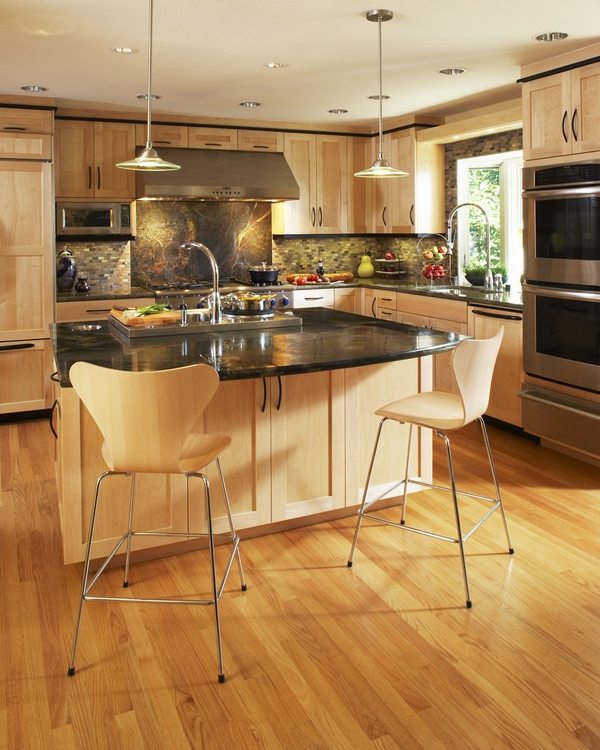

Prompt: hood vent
xmin=137 ymin=147 xmax=299 ymax=202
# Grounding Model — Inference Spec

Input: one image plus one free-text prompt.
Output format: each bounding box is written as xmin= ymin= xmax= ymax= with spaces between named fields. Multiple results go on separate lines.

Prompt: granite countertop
xmin=56 ymin=286 xmax=155 ymax=302
xmin=50 ymin=308 xmax=463 ymax=387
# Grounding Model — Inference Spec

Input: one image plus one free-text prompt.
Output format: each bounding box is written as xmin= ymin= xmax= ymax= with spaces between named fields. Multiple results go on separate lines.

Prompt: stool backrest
xmin=69 ymin=362 xmax=220 ymax=473
xmin=451 ymin=328 xmax=504 ymax=426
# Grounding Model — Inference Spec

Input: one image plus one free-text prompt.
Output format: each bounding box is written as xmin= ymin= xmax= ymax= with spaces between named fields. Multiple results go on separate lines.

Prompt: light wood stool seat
xmin=66 ymin=362 xmax=246 ymax=683
xmin=347 ymin=329 xmax=514 ymax=608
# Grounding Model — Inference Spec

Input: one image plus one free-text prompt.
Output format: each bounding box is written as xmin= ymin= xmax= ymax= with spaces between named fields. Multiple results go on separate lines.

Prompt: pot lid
xmin=248 ymin=262 xmax=280 ymax=272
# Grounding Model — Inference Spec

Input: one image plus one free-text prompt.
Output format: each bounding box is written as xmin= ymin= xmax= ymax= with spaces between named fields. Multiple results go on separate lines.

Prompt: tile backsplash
xmin=56 ymin=241 xmax=132 ymax=292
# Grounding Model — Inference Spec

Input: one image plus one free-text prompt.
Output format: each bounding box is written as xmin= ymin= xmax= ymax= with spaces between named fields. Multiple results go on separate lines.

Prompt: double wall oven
xmin=521 ymin=160 xmax=600 ymax=458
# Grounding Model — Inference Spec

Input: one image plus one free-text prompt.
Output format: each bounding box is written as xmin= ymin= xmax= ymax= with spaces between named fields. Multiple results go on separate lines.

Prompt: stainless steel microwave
xmin=56 ymin=202 xmax=133 ymax=236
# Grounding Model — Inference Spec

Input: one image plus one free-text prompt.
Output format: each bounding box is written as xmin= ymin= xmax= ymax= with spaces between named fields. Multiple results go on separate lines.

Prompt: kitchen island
xmin=51 ymin=309 xmax=462 ymax=564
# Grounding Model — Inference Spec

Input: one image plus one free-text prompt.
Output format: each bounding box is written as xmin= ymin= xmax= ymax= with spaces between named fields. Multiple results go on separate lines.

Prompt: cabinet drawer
xmin=0 ymin=132 xmax=51 ymax=160
xmin=237 ymin=130 xmax=283 ymax=152
xmin=396 ymin=292 xmax=467 ymax=323
xmin=135 ymin=123 xmax=188 ymax=148
xmin=56 ymin=296 xmax=153 ymax=322
xmin=0 ymin=338 xmax=52 ymax=413
xmin=0 ymin=107 xmax=53 ymax=134
xmin=188 ymin=127 xmax=238 ymax=150
xmin=293 ymin=289 xmax=335 ymax=308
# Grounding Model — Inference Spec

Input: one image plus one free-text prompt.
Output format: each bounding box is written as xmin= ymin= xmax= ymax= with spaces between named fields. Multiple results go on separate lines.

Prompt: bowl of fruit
xmin=421 ymin=244 xmax=448 ymax=282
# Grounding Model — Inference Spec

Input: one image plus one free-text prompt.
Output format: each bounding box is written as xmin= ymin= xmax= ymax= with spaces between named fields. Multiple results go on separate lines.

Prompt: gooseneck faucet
xmin=446 ymin=202 xmax=494 ymax=289
xmin=180 ymin=241 xmax=221 ymax=323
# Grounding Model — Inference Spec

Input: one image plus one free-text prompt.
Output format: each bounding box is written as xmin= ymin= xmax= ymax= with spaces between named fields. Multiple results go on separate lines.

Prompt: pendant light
xmin=354 ymin=9 xmax=408 ymax=179
xmin=116 ymin=0 xmax=180 ymax=171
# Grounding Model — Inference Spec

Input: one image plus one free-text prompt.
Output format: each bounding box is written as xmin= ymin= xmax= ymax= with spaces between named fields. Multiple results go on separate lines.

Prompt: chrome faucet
xmin=180 ymin=241 xmax=222 ymax=323
xmin=446 ymin=202 xmax=494 ymax=289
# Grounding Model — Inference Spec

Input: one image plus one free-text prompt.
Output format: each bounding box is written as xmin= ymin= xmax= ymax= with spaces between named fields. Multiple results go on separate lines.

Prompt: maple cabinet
xmin=188 ymin=126 xmax=238 ymax=150
xmin=522 ymin=62 xmax=600 ymax=160
xmin=273 ymin=132 xmax=348 ymax=234
xmin=467 ymin=306 xmax=523 ymax=426
xmin=135 ymin=123 xmax=188 ymax=148
xmin=369 ymin=129 xmax=444 ymax=234
xmin=54 ymin=119 xmax=136 ymax=199
xmin=237 ymin=129 xmax=283 ymax=152
xmin=0 ymin=107 xmax=52 ymax=160
xmin=333 ymin=287 xmax=362 ymax=314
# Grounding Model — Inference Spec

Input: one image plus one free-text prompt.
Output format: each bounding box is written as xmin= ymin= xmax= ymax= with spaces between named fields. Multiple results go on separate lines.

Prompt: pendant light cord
xmin=145 ymin=0 xmax=154 ymax=150
xmin=377 ymin=16 xmax=383 ymax=160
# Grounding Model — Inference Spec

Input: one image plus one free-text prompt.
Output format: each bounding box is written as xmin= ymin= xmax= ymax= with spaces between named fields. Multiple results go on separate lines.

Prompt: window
xmin=456 ymin=151 xmax=523 ymax=289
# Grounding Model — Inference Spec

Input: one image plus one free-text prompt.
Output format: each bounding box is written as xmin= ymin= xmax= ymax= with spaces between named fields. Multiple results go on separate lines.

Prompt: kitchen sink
xmin=417 ymin=285 xmax=503 ymax=296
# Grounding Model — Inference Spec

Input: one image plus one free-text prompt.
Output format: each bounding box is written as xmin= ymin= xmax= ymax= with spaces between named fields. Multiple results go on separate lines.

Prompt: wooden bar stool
xmin=66 ymin=362 xmax=246 ymax=683
xmin=347 ymin=329 xmax=514 ymax=608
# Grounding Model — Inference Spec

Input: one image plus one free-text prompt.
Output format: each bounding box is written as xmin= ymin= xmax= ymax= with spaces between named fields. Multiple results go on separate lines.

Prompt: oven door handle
xmin=523 ymin=284 xmax=600 ymax=303
xmin=523 ymin=186 xmax=600 ymax=199
xmin=519 ymin=390 xmax=600 ymax=422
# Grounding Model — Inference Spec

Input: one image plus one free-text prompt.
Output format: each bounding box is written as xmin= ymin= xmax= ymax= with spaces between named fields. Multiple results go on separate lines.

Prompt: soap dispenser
xmin=357 ymin=253 xmax=375 ymax=278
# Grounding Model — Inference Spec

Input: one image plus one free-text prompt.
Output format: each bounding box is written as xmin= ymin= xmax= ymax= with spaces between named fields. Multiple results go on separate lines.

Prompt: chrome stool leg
xmin=400 ymin=424 xmax=413 ymax=525
xmin=200 ymin=473 xmax=225 ymax=683
xmin=67 ymin=472 xmax=109 ymax=676
xmin=347 ymin=418 xmax=387 ymax=567
xmin=479 ymin=417 xmax=515 ymax=554
xmin=122 ymin=473 xmax=136 ymax=588
xmin=440 ymin=432 xmax=472 ymax=608
xmin=216 ymin=457 xmax=247 ymax=592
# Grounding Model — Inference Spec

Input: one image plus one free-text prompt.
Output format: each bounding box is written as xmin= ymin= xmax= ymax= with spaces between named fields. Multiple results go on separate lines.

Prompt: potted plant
xmin=464 ymin=262 xmax=507 ymax=287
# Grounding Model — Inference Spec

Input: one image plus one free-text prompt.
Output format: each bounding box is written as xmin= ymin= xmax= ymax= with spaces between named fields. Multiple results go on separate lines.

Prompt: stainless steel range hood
xmin=136 ymin=147 xmax=299 ymax=202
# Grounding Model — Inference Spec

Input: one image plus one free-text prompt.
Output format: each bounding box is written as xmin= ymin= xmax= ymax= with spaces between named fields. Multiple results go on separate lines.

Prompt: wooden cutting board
xmin=108 ymin=307 xmax=181 ymax=328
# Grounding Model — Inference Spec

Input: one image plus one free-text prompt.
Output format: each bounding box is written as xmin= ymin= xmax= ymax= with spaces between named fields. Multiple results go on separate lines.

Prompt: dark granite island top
xmin=50 ymin=308 xmax=463 ymax=387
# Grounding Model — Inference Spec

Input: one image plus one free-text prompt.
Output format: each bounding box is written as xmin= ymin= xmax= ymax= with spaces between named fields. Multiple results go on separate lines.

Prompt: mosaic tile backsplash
xmin=56 ymin=241 xmax=131 ymax=293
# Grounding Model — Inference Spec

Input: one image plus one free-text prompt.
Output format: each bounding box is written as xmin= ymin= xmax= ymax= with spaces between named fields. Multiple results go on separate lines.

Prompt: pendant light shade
xmin=116 ymin=0 xmax=180 ymax=171
xmin=354 ymin=9 xmax=408 ymax=179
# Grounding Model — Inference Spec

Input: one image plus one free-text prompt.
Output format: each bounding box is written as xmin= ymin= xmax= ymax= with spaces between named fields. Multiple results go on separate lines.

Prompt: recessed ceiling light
xmin=137 ymin=93 xmax=161 ymax=100
xmin=264 ymin=62 xmax=288 ymax=69
xmin=20 ymin=84 xmax=48 ymax=92
xmin=439 ymin=67 xmax=467 ymax=76
xmin=533 ymin=31 xmax=568 ymax=42
xmin=368 ymin=94 xmax=389 ymax=100
xmin=112 ymin=46 xmax=137 ymax=54
xmin=328 ymin=108 xmax=348 ymax=114
xmin=240 ymin=101 xmax=261 ymax=108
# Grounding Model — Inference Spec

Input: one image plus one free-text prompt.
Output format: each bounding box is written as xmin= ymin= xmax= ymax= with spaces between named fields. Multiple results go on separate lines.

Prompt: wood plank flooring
xmin=1 ymin=417 xmax=599 ymax=749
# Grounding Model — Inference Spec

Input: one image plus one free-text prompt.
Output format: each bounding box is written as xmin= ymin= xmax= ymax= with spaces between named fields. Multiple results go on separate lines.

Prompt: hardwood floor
xmin=1 ymin=417 xmax=599 ymax=749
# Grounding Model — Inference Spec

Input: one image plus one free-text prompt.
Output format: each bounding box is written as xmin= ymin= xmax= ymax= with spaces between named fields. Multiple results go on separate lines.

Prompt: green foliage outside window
xmin=466 ymin=167 xmax=501 ymax=268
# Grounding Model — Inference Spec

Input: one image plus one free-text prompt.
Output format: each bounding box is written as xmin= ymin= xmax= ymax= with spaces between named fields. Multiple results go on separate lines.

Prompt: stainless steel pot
xmin=221 ymin=291 xmax=277 ymax=316
xmin=248 ymin=262 xmax=280 ymax=285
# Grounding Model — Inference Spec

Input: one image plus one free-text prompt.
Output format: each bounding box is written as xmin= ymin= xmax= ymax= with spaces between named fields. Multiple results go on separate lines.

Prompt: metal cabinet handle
xmin=318 ymin=207 xmax=323 ymax=227
xmin=381 ymin=297 xmax=393 ymax=303
xmin=304 ymin=296 xmax=324 ymax=301
xmin=471 ymin=310 xmax=522 ymax=321
xmin=561 ymin=111 xmax=568 ymax=143
xmin=409 ymin=204 xmax=415 ymax=225
xmin=382 ymin=206 xmax=387 ymax=227
xmin=49 ymin=399 xmax=59 ymax=439
xmin=3 ymin=126 xmax=27 ymax=131
xmin=571 ymin=108 xmax=578 ymax=142
xmin=154 ymin=140 xmax=172 ymax=145
xmin=204 ymin=142 xmax=222 ymax=147
xmin=0 ymin=342 xmax=35 ymax=352
xmin=97 ymin=166 xmax=101 ymax=190
xmin=252 ymin=144 xmax=269 ymax=149
xmin=276 ymin=376 xmax=283 ymax=411
xmin=88 ymin=165 xmax=92 ymax=190
xmin=311 ymin=207 xmax=316 ymax=227
xmin=260 ymin=377 xmax=267 ymax=413
xmin=85 ymin=308 xmax=111 ymax=314
xmin=50 ymin=371 xmax=60 ymax=383
xmin=371 ymin=297 xmax=377 ymax=317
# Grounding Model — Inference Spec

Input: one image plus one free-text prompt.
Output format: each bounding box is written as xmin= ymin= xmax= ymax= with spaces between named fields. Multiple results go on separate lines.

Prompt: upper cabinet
xmin=188 ymin=126 xmax=238 ymax=150
xmin=0 ymin=107 xmax=52 ymax=160
xmin=54 ymin=120 xmax=136 ymax=199
xmin=237 ymin=130 xmax=283 ymax=152
xmin=522 ymin=62 xmax=600 ymax=160
xmin=368 ymin=128 xmax=444 ymax=235
xmin=135 ymin=123 xmax=188 ymax=148
xmin=274 ymin=132 xmax=348 ymax=234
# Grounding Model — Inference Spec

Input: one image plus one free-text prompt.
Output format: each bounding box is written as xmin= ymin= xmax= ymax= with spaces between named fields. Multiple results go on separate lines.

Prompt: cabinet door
xmin=188 ymin=127 xmax=238 ymax=150
xmin=237 ymin=130 xmax=283 ymax=152
xmin=345 ymin=359 xmax=429 ymax=506
xmin=570 ymin=62 xmax=600 ymax=154
xmin=94 ymin=121 xmax=136 ymax=199
xmin=136 ymin=123 xmax=188 ymax=148
xmin=293 ymin=288 xmax=335 ymax=308
xmin=316 ymin=134 xmax=348 ymax=233
xmin=0 ymin=132 xmax=51 ymax=160
xmin=347 ymin=137 xmax=371 ymax=233
xmin=279 ymin=132 xmax=317 ymax=233
xmin=430 ymin=317 xmax=467 ymax=395
xmin=0 ymin=161 xmax=53 ymax=339
xmin=0 ymin=107 xmax=52 ymax=134
xmin=271 ymin=370 xmax=345 ymax=521
xmin=468 ymin=307 xmax=523 ymax=426
xmin=334 ymin=288 xmax=360 ymax=314
xmin=55 ymin=120 xmax=95 ymax=197
xmin=0 ymin=339 xmax=52 ymax=413
xmin=522 ymin=73 xmax=571 ymax=160
xmin=388 ymin=130 xmax=415 ymax=233
xmin=370 ymin=134 xmax=391 ymax=233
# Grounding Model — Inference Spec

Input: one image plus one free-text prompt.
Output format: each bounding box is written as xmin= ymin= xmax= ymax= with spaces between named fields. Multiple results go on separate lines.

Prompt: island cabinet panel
xmin=270 ymin=370 xmax=346 ymax=521
xmin=345 ymin=359 xmax=432 ymax=507
xmin=57 ymin=387 xmax=190 ymax=565
xmin=0 ymin=339 xmax=53 ymax=414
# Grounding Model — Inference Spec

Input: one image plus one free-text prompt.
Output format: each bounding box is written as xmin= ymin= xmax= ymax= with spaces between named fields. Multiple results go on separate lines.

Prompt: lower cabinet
xmin=0 ymin=338 xmax=53 ymax=414
xmin=56 ymin=361 xmax=430 ymax=563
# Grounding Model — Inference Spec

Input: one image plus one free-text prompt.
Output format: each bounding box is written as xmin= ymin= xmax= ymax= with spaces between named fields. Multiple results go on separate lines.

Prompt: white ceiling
xmin=1 ymin=0 xmax=599 ymax=128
